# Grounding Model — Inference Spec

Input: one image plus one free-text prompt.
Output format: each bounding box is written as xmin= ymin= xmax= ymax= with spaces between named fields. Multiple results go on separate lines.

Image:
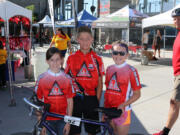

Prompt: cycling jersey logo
xmin=49 ymin=81 xmax=64 ymax=96
xmin=88 ymin=64 xmax=94 ymax=70
xmin=76 ymin=63 xmax=92 ymax=77
xmin=108 ymin=72 xmax=121 ymax=91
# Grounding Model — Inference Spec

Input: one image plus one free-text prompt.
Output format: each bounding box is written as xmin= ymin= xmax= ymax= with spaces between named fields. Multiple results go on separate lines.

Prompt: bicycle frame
xmin=24 ymin=98 xmax=114 ymax=135
xmin=40 ymin=111 xmax=113 ymax=135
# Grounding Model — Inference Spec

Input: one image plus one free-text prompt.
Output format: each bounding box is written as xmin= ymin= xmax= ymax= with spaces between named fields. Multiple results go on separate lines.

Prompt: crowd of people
xmin=33 ymin=7 xmax=180 ymax=135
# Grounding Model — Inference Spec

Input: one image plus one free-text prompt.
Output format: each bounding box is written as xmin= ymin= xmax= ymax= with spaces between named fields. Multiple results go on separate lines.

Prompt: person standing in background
xmin=0 ymin=41 xmax=7 ymax=88
xmin=21 ymin=30 xmax=31 ymax=66
xmin=50 ymin=28 xmax=71 ymax=69
xmin=153 ymin=29 xmax=162 ymax=58
xmin=142 ymin=30 xmax=150 ymax=50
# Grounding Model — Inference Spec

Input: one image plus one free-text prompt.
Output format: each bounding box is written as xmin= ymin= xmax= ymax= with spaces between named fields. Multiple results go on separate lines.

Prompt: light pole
xmin=72 ymin=0 xmax=78 ymax=32
xmin=83 ymin=2 xmax=88 ymax=10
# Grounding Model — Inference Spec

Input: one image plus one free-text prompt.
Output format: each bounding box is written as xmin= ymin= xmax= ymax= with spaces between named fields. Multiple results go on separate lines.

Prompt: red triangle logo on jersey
xmin=108 ymin=72 xmax=121 ymax=91
xmin=49 ymin=81 xmax=64 ymax=96
xmin=76 ymin=62 xmax=92 ymax=77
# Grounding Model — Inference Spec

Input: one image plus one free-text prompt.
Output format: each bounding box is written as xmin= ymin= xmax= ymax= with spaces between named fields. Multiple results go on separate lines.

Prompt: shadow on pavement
xmin=129 ymin=111 xmax=149 ymax=135
xmin=0 ymin=86 xmax=35 ymax=135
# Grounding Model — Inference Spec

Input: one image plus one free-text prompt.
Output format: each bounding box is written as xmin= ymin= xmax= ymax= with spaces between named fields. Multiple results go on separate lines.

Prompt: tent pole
xmin=29 ymin=22 xmax=32 ymax=65
xmin=72 ymin=0 xmax=78 ymax=33
xmin=5 ymin=20 xmax=16 ymax=107
xmin=127 ymin=27 xmax=129 ymax=45
xmin=142 ymin=28 xmax=144 ymax=48
xmin=164 ymin=26 xmax=166 ymax=49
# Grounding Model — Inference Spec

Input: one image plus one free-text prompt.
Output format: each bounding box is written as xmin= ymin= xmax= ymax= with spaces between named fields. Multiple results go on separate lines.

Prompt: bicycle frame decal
xmin=64 ymin=115 xmax=81 ymax=126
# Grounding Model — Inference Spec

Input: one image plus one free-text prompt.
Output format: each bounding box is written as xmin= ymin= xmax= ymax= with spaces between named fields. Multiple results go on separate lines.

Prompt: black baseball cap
xmin=172 ymin=8 xmax=180 ymax=17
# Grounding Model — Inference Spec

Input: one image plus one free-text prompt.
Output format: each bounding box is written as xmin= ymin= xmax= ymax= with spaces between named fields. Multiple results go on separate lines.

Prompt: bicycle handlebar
xmin=23 ymin=97 xmax=43 ymax=111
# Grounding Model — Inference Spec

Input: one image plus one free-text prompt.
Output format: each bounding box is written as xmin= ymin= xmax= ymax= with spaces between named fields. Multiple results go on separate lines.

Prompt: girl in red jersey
xmin=35 ymin=47 xmax=74 ymax=135
xmin=104 ymin=42 xmax=141 ymax=135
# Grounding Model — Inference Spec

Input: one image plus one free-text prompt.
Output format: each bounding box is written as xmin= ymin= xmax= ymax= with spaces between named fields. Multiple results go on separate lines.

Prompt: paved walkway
xmin=1 ymin=45 xmax=179 ymax=135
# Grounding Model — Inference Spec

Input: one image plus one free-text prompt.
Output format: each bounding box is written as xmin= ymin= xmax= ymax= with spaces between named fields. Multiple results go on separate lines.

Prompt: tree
xmin=25 ymin=4 xmax=37 ymax=23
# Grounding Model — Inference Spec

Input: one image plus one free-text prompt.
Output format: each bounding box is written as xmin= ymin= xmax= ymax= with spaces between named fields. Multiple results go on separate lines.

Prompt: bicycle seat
xmin=95 ymin=107 xmax=122 ymax=119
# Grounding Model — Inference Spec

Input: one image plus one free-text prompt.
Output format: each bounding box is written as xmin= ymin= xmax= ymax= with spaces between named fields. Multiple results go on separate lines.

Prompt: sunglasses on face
xmin=112 ymin=51 xmax=126 ymax=56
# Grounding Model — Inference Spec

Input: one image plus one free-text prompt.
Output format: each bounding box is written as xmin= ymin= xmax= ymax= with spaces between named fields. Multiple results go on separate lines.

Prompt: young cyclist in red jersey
xmin=34 ymin=47 xmax=74 ymax=135
xmin=104 ymin=42 xmax=141 ymax=135
xmin=65 ymin=26 xmax=105 ymax=135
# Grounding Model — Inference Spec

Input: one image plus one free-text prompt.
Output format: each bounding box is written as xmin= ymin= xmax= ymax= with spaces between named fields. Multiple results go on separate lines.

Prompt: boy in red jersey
xmin=65 ymin=26 xmax=105 ymax=135
xmin=104 ymin=42 xmax=141 ymax=135
xmin=35 ymin=47 xmax=74 ymax=135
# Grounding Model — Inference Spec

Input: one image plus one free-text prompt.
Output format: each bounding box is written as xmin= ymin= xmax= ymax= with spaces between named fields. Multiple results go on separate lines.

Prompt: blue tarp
xmin=56 ymin=10 xmax=97 ymax=27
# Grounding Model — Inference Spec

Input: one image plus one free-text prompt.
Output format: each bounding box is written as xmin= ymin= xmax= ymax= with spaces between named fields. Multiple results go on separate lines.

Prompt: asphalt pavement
xmin=0 ymin=44 xmax=179 ymax=135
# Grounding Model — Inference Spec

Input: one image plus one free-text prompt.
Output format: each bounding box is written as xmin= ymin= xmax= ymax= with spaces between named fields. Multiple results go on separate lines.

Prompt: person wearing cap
xmin=153 ymin=8 xmax=180 ymax=135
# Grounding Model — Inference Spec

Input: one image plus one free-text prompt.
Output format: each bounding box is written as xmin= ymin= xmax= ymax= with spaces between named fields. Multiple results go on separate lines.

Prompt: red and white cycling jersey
xmin=65 ymin=50 xmax=105 ymax=96
xmin=104 ymin=62 xmax=141 ymax=111
xmin=34 ymin=69 xmax=75 ymax=120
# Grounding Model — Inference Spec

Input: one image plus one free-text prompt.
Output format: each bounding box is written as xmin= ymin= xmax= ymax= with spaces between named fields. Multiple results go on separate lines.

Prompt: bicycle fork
xmin=101 ymin=120 xmax=114 ymax=135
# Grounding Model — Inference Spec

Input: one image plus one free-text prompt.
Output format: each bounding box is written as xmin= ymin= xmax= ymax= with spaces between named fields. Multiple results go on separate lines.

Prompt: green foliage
xmin=25 ymin=5 xmax=36 ymax=23
xmin=25 ymin=5 xmax=35 ymax=11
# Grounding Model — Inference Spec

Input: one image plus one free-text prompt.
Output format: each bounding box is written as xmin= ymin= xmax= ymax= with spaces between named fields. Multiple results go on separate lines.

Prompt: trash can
xmin=24 ymin=64 xmax=34 ymax=80
xmin=141 ymin=55 xmax=149 ymax=65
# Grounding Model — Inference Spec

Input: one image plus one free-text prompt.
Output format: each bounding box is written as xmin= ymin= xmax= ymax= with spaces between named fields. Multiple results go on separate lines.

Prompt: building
xmin=135 ymin=0 xmax=180 ymax=16
xmin=8 ymin=0 xmax=84 ymax=22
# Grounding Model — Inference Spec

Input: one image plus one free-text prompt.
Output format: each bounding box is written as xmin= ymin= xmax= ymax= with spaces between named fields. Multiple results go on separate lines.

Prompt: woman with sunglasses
xmin=104 ymin=42 xmax=141 ymax=135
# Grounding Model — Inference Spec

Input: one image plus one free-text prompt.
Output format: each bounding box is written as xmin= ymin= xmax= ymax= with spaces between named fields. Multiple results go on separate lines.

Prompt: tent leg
xmin=5 ymin=21 xmax=16 ymax=107
xmin=9 ymin=99 xmax=16 ymax=107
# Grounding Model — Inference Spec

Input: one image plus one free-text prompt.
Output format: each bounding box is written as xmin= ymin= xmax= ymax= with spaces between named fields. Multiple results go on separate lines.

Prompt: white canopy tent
xmin=142 ymin=11 xmax=174 ymax=28
xmin=38 ymin=15 xmax=51 ymax=24
xmin=33 ymin=15 xmax=61 ymax=27
xmin=0 ymin=0 xmax=32 ymax=22
xmin=142 ymin=4 xmax=180 ymax=48
xmin=92 ymin=5 xmax=148 ymax=28
xmin=0 ymin=0 xmax=32 ymax=106
xmin=142 ymin=6 xmax=180 ymax=28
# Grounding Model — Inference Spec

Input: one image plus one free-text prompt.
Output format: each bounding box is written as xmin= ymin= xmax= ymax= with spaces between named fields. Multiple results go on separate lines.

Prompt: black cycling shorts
xmin=69 ymin=96 xmax=100 ymax=135
xmin=60 ymin=49 xmax=67 ymax=57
